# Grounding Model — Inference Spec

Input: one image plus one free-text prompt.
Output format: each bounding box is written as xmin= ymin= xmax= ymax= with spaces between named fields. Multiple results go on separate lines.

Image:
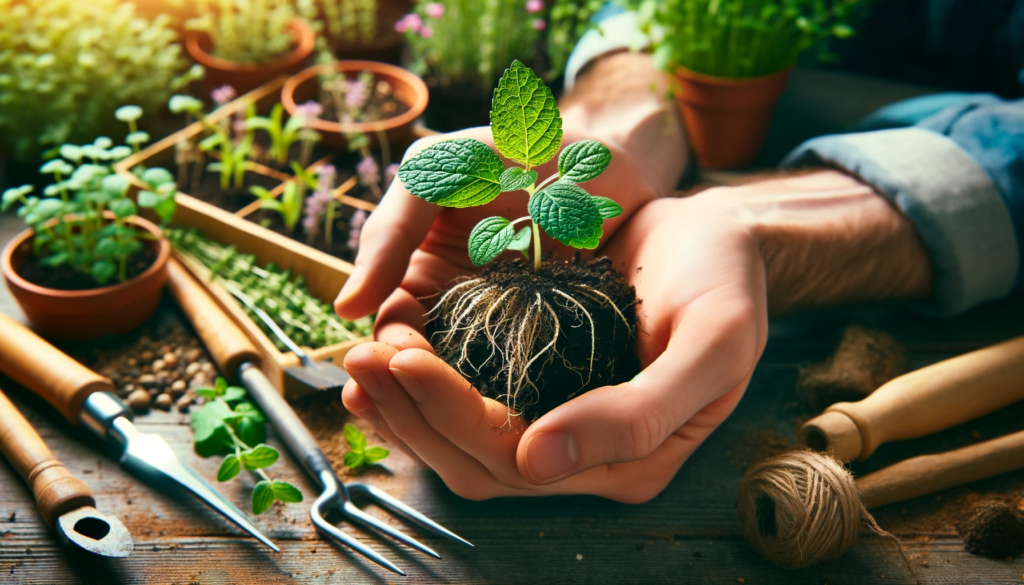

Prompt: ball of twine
xmin=737 ymin=450 xmax=908 ymax=570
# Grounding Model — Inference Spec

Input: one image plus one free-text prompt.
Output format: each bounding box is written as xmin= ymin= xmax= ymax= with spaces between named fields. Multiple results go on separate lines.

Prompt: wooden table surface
xmin=3 ymin=69 xmax=1024 ymax=584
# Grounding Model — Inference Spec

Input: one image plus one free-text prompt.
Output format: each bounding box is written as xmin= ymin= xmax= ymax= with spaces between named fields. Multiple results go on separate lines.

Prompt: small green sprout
xmin=397 ymin=60 xmax=619 ymax=271
xmin=192 ymin=377 xmax=303 ymax=515
xmin=244 ymin=103 xmax=321 ymax=167
xmin=342 ymin=424 xmax=389 ymax=471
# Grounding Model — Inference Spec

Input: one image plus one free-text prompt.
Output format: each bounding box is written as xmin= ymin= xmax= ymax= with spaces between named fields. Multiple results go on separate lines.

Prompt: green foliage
xmin=637 ymin=0 xmax=867 ymax=78
xmin=342 ymin=423 xmax=389 ymax=470
xmin=321 ymin=0 xmax=377 ymax=45
xmin=0 ymin=0 xmax=201 ymax=160
xmin=252 ymin=182 xmax=304 ymax=233
xmin=2 ymin=107 xmax=177 ymax=286
xmin=244 ymin=103 xmax=321 ymax=166
xmin=185 ymin=0 xmax=299 ymax=65
xmin=546 ymin=0 xmax=606 ymax=78
xmin=191 ymin=376 xmax=302 ymax=515
xmin=398 ymin=61 xmax=615 ymax=270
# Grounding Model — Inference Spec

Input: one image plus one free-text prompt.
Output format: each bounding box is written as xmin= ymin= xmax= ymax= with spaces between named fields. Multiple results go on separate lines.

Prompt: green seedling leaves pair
xmin=397 ymin=60 xmax=620 ymax=268
xmin=342 ymin=423 xmax=389 ymax=470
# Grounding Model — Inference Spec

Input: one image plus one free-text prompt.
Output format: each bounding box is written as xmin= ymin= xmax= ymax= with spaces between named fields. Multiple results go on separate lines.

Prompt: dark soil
xmin=187 ymin=170 xmax=278 ymax=213
xmin=17 ymin=245 xmax=157 ymax=291
xmin=426 ymin=257 xmax=640 ymax=422
xmin=318 ymin=88 xmax=410 ymax=125
xmin=798 ymin=325 xmax=905 ymax=410
xmin=956 ymin=496 xmax=1024 ymax=557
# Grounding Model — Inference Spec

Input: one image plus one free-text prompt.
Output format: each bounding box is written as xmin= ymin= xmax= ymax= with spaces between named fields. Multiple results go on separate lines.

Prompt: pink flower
xmin=348 ymin=209 xmax=368 ymax=249
xmin=419 ymin=25 xmax=434 ymax=39
xmin=526 ymin=0 xmax=543 ymax=13
xmin=532 ymin=18 xmax=546 ymax=30
xmin=294 ymin=100 xmax=323 ymax=120
xmin=425 ymin=2 xmax=445 ymax=18
xmin=395 ymin=13 xmax=422 ymax=33
xmin=394 ymin=19 xmax=407 ymax=33
xmin=356 ymin=156 xmax=380 ymax=186
xmin=211 ymin=85 xmax=236 ymax=105
xmin=345 ymin=79 xmax=368 ymax=110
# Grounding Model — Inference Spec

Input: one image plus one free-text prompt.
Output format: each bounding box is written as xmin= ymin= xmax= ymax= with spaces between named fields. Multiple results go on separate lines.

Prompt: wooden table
xmin=3 ymin=69 xmax=1024 ymax=584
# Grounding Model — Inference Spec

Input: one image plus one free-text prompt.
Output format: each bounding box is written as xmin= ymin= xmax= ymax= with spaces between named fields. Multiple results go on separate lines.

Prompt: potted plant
xmin=185 ymin=0 xmax=315 ymax=95
xmin=316 ymin=0 xmax=412 ymax=64
xmin=642 ymin=0 xmax=864 ymax=169
xmin=395 ymin=60 xmax=638 ymax=420
xmin=0 ymin=0 xmax=202 ymax=166
xmin=1 ymin=107 xmax=179 ymax=340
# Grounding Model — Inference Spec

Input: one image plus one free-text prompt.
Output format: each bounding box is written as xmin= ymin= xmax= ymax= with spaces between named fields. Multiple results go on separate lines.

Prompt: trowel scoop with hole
xmin=0 ymin=386 xmax=132 ymax=557
xmin=225 ymin=284 xmax=351 ymax=393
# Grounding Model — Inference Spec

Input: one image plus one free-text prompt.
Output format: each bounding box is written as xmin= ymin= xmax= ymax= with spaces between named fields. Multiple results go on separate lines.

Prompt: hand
xmin=342 ymin=193 xmax=769 ymax=502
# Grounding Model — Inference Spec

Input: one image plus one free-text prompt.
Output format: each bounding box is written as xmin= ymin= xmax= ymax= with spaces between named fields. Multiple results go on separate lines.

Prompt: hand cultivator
xmin=167 ymin=258 xmax=471 ymax=575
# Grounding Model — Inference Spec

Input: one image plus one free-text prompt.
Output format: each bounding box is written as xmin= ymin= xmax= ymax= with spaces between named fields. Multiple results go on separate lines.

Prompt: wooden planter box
xmin=114 ymin=76 xmax=437 ymax=397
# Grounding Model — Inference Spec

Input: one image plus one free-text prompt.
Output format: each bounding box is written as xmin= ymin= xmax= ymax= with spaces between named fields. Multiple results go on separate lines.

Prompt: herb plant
xmin=341 ymin=423 xmax=389 ymax=471
xmin=168 ymin=89 xmax=260 ymax=192
xmin=1 ymin=107 xmax=177 ymax=286
xmin=638 ymin=0 xmax=863 ymax=78
xmin=322 ymin=0 xmax=377 ymax=45
xmin=0 ymin=0 xmax=202 ymax=160
xmin=245 ymin=103 xmax=321 ymax=167
xmin=398 ymin=60 xmax=620 ymax=271
xmin=191 ymin=377 xmax=303 ymax=514
xmin=186 ymin=0 xmax=299 ymax=64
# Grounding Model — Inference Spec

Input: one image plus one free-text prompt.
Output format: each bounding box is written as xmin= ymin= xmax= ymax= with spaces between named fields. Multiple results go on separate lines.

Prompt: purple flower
xmin=294 ymin=100 xmax=323 ymax=120
xmin=419 ymin=25 xmax=434 ymax=39
xmin=211 ymin=85 xmax=236 ymax=105
xmin=532 ymin=18 xmax=546 ymax=30
xmin=302 ymin=189 xmax=333 ymax=238
xmin=425 ymin=2 xmax=445 ymax=18
xmin=356 ymin=156 xmax=379 ymax=186
xmin=384 ymin=163 xmax=399 ymax=189
xmin=348 ymin=209 xmax=368 ymax=249
xmin=317 ymin=164 xmax=336 ymax=192
xmin=345 ymin=79 xmax=368 ymax=110
xmin=526 ymin=0 xmax=543 ymax=13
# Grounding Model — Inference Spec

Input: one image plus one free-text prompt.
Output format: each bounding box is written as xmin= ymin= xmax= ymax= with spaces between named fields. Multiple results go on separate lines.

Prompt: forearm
xmin=711 ymin=170 xmax=934 ymax=313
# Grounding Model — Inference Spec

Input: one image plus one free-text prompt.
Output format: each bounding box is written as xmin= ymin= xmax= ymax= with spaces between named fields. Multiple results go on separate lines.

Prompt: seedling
xmin=191 ymin=377 xmax=303 ymax=514
xmin=245 ymin=103 xmax=322 ymax=167
xmin=341 ymin=423 xmax=389 ymax=471
xmin=397 ymin=60 xmax=638 ymax=420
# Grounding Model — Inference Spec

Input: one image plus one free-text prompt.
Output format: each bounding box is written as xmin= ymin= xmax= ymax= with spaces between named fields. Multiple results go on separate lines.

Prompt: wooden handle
xmin=167 ymin=257 xmax=261 ymax=380
xmin=0 ymin=386 xmax=94 ymax=527
xmin=801 ymin=335 xmax=1024 ymax=461
xmin=858 ymin=428 xmax=1024 ymax=508
xmin=0 ymin=313 xmax=112 ymax=423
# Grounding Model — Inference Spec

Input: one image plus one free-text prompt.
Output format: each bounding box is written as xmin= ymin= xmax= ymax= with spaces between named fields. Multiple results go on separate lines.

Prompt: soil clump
xmin=957 ymin=495 xmax=1024 ymax=558
xmin=798 ymin=325 xmax=905 ymax=410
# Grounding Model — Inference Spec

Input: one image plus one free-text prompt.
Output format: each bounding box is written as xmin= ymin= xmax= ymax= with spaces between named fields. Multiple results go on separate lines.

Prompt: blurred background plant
xmin=321 ymin=0 xmax=378 ymax=46
xmin=0 ymin=0 xmax=200 ymax=162
xmin=186 ymin=0 xmax=299 ymax=64
xmin=636 ymin=0 xmax=865 ymax=79
xmin=545 ymin=0 xmax=605 ymax=80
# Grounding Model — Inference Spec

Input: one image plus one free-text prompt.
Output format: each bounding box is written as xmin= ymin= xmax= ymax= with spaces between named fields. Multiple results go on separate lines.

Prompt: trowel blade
xmin=285 ymin=362 xmax=351 ymax=393
xmin=55 ymin=505 xmax=134 ymax=558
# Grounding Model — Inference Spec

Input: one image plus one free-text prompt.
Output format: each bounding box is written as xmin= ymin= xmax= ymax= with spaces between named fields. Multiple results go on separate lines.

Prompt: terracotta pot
xmin=323 ymin=0 xmax=411 ymax=65
xmin=281 ymin=61 xmax=429 ymax=149
xmin=1 ymin=215 xmax=170 ymax=340
xmin=186 ymin=18 xmax=316 ymax=97
xmin=672 ymin=66 xmax=791 ymax=170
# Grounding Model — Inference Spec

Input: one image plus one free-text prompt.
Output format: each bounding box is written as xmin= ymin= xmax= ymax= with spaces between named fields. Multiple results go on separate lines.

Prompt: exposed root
xmin=552 ymin=288 xmax=595 ymax=387
xmin=571 ymin=284 xmax=633 ymax=332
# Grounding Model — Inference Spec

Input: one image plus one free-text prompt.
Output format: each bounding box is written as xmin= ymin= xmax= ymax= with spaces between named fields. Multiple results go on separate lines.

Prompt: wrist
xmin=703 ymin=170 xmax=934 ymax=313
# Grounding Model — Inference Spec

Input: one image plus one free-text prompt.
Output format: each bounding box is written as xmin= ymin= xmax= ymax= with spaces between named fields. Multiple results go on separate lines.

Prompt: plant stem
xmin=531 ymin=220 xmax=541 ymax=271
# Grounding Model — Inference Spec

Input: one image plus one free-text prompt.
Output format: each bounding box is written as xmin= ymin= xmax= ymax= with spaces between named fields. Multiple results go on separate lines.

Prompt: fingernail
xmin=390 ymin=368 xmax=427 ymax=403
xmin=335 ymin=265 xmax=365 ymax=308
xmin=525 ymin=432 xmax=578 ymax=482
xmin=347 ymin=367 xmax=384 ymax=402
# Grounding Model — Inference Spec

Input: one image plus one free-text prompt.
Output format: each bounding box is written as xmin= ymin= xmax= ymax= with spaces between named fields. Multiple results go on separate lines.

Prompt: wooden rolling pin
xmin=801 ymin=335 xmax=1024 ymax=461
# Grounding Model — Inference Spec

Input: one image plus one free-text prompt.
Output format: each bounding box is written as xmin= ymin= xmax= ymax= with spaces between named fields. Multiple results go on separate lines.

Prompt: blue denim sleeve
xmin=784 ymin=99 xmax=1024 ymax=315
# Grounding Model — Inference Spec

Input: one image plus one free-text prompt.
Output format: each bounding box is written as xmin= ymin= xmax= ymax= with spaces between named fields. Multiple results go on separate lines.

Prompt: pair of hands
xmin=335 ymin=127 xmax=769 ymax=503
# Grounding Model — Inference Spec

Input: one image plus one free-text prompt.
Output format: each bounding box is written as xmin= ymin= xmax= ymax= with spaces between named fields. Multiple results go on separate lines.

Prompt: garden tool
xmin=0 ymin=313 xmax=278 ymax=551
xmin=223 ymin=282 xmax=351 ymax=392
xmin=167 ymin=258 xmax=472 ymax=576
xmin=0 ymin=384 xmax=133 ymax=557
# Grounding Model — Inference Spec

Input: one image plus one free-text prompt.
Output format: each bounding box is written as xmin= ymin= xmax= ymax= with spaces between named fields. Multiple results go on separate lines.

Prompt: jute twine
xmin=737 ymin=450 xmax=914 ymax=578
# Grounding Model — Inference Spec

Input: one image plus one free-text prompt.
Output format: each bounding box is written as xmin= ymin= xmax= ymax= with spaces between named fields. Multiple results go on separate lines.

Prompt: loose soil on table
xmin=426 ymin=257 xmax=640 ymax=422
xmin=798 ymin=324 xmax=905 ymax=410
xmin=956 ymin=495 xmax=1024 ymax=558
xmin=17 ymin=245 xmax=156 ymax=291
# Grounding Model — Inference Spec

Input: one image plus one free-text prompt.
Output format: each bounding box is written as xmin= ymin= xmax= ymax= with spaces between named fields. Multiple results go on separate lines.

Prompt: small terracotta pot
xmin=282 ymin=61 xmax=429 ymax=149
xmin=672 ymin=67 xmax=791 ymax=170
xmin=186 ymin=18 xmax=316 ymax=97
xmin=1 ymin=216 xmax=170 ymax=341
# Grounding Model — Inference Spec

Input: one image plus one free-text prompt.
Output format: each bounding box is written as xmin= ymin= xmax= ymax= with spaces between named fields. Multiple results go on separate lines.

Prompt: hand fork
xmin=167 ymin=258 xmax=471 ymax=575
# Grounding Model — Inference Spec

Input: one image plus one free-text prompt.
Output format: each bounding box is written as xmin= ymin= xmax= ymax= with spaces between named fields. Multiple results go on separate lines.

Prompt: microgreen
xmin=342 ymin=423 xmax=389 ymax=470
xmin=191 ymin=376 xmax=302 ymax=515
xmin=398 ymin=60 xmax=619 ymax=270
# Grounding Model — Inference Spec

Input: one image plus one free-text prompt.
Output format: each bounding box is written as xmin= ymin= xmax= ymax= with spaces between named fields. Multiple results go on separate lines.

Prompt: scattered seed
xmin=126 ymin=389 xmax=151 ymax=412
xmin=155 ymin=393 xmax=173 ymax=411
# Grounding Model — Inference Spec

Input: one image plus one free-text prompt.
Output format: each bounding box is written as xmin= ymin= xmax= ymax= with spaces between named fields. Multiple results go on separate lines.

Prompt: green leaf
xmin=115 ymin=105 xmax=143 ymax=123
xmin=108 ymin=199 xmax=136 ymax=219
xmin=95 ymin=237 xmax=120 ymax=257
xmin=398 ymin=139 xmax=504 ymax=208
xmin=217 ymin=455 xmax=241 ymax=482
xmin=364 ymin=446 xmax=389 ymax=465
xmin=344 ymin=423 xmax=366 ymax=452
xmin=467 ymin=216 xmax=515 ymax=266
xmin=271 ymin=481 xmax=303 ymax=503
xmin=24 ymin=198 xmax=63 ymax=224
xmin=528 ymin=181 xmax=603 ymax=250
xmin=126 ymin=131 xmax=150 ymax=146
xmin=252 ymin=480 xmax=275 ymax=514
xmin=343 ymin=451 xmax=366 ymax=469
xmin=240 ymin=444 xmax=279 ymax=470
xmin=507 ymin=225 xmax=532 ymax=252
xmin=1 ymin=185 xmax=32 ymax=211
xmin=499 ymin=167 xmax=537 ymax=192
xmin=490 ymin=60 xmax=563 ymax=167
xmin=237 ymin=416 xmax=266 ymax=447
xmin=154 ymin=193 xmax=176 ymax=223
xmin=141 ymin=167 xmax=174 ymax=189
xmin=191 ymin=400 xmax=237 ymax=456
xmin=91 ymin=260 xmax=117 ymax=284
xmin=558 ymin=140 xmax=611 ymax=183
xmin=102 ymin=174 xmax=130 ymax=199
xmin=223 ymin=386 xmax=246 ymax=403
xmin=137 ymin=190 xmax=159 ymax=208
xmin=214 ymin=377 xmax=228 ymax=396
xmin=234 ymin=401 xmax=265 ymax=423
xmin=41 ymin=252 xmax=69 ymax=267
xmin=593 ymin=196 xmax=623 ymax=219
xmin=195 ymin=387 xmax=218 ymax=399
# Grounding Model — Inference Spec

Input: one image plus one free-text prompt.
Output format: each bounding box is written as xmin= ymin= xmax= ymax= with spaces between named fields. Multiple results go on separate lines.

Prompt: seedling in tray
xmin=397 ymin=60 xmax=639 ymax=421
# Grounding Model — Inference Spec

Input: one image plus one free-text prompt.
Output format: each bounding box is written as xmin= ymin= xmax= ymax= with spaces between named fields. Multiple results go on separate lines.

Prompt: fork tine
xmin=349 ymin=483 xmax=474 ymax=547
xmin=311 ymin=503 xmax=406 ymax=576
xmin=343 ymin=502 xmax=441 ymax=559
